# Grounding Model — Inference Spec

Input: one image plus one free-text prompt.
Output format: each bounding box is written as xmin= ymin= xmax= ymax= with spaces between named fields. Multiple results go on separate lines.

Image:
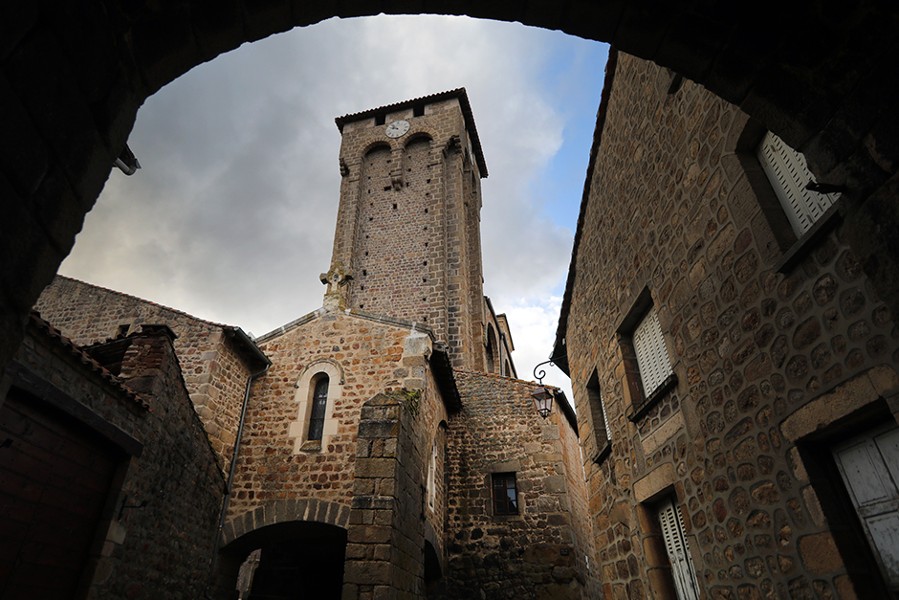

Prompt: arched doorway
xmin=222 ymin=520 xmax=347 ymax=600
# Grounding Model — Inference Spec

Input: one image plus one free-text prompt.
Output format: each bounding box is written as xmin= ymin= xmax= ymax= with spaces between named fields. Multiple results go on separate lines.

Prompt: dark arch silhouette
xmin=219 ymin=500 xmax=349 ymax=600
xmin=2 ymin=3 xmax=899 ymax=374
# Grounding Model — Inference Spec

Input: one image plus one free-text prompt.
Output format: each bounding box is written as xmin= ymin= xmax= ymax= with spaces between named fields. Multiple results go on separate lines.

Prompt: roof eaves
xmin=223 ymin=326 xmax=271 ymax=370
xmin=552 ymin=389 xmax=579 ymax=437
xmin=430 ymin=344 xmax=461 ymax=413
xmin=335 ymin=88 xmax=488 ymax=177
xmin=28 ymin=312 xmax=149 ymax=410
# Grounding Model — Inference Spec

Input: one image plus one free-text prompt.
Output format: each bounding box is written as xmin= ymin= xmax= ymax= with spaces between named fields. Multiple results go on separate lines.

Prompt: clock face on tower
xmin=385 ymin=120 xmax=410 ymax=138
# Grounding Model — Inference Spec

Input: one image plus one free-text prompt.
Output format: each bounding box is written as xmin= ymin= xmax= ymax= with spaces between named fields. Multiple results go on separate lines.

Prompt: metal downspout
xmin=206 ymin=361 xmax=269 ymax=597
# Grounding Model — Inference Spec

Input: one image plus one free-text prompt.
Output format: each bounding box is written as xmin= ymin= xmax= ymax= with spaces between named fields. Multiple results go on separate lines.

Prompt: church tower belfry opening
xmin=329 ymin=89 xmax=489 ymax=370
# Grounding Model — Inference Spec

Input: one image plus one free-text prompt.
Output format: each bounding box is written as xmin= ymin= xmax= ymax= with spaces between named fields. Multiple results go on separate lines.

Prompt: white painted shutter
xmin=659 ymin=499 xmax=700 ymax=600
xmin=633 ymin=308 xmax=673 ymax=396
xmin=833 ymin=425 xmax=899 ymax=591
xmin=599 ymin=390 xmax=611 ymax=441
xmin=427 ymin=440 xmax=438 ymax=510
xmin=757 ymin=131 xmax=839 ymax=237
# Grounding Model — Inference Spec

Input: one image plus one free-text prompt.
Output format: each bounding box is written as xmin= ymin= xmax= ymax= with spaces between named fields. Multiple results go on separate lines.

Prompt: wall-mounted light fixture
xmin=531 ymin=358 xmax=557 ymax=419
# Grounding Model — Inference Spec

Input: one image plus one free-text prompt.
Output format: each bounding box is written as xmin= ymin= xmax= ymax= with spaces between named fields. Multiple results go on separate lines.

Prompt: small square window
xmin=491 ymin=472 xmax=519 ymax=516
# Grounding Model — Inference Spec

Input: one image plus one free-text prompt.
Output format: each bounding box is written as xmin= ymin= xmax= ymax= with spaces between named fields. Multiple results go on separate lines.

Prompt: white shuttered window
xmin=757 ymin=131 xmax=839 ymax=237
xmin=659 ymin=498 xmax=700 ymax=600
xmin=633 ymin=307 xmax=673 ymax=397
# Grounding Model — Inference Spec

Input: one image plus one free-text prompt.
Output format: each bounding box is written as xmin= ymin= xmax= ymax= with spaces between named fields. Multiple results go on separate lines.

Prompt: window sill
xmin=776 ymin=201 xmax=843 ymax=273
xmin=492 ymin=512 xmax=522 ymax=521
xmin=627 ymin=374 xmax=678 ymax=423
xmin=593 ymin=440 xmax=612 ymax=465
xmin=300 ymin=440 xmax=322 ymax=452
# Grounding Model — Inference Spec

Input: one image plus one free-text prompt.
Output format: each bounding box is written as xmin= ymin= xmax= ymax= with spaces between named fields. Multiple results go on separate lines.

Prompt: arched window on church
xmin=485 ymin=325 xmax=497 ymax=374
xmin=308 ymin=375 xmax=329 ymax=441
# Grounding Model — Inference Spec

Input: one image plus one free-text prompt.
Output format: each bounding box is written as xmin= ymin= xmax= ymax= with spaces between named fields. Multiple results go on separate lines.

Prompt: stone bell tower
xmin=327 ymin=89 xmax=489 ymax=370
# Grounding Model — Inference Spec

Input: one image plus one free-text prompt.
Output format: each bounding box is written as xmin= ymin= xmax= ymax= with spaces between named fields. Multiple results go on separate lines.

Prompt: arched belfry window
xmin=308 ymin=375 xmax=330 ymax=441
xmin=485 ymin=325 xmax=498 ymax=374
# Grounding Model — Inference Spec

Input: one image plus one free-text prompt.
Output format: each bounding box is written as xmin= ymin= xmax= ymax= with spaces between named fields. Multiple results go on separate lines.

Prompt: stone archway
xmin=218 ymin=499 xmax=351 ymax=599
xmin=3 ymin=2 xmax=899 ymax=378
xmin=221 ymin=498 xmax=350 ymax=547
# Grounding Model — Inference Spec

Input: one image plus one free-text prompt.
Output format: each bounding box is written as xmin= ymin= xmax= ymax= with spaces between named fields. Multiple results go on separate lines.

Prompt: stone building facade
xmin=6 ymin=31 xmax=898 ymax=599
xmin=3 ymin=315 xmax=226 ymax=599
xmin=444 ymin=370 xmax=597 ymax=599
xmin=554 ymin=50 xmax=899 ymax=599
xmin=11 ymin=89 xmax=595 ymax=599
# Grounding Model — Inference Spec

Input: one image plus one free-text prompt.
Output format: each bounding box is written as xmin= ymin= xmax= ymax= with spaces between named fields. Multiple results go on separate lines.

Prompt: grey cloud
xmin=62 ymin=15 xmax=602 ymax=358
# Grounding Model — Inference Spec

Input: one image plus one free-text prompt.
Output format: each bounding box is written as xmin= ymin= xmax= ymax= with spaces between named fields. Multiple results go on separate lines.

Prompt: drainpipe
xmin=114 ymin=144 xmax=141 ymax=175
xmin=206 ymin=328 xmax=270 ymax=598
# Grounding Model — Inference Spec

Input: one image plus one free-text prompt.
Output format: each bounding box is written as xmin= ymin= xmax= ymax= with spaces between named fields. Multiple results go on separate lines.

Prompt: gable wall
xmin=35 ymin=276 xmax=254 ymax=471
xmin=229 ymin=313 xmax=414 ymax=519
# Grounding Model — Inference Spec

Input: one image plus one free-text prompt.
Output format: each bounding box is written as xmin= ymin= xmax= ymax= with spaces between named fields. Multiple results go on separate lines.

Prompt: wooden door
xmin=0 ymin=390 xmax=118 ymax=599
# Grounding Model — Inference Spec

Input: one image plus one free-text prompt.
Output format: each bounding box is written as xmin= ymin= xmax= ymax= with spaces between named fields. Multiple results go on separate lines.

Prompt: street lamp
xmin=531 ymin=358 xmax=557 ymax=419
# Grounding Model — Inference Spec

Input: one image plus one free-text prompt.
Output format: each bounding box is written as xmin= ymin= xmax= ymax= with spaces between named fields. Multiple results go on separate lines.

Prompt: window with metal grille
xmin=307 ymin=375 xmax=329 ymax=441
xmin=658 ymin=498 xmax=700 ymax=600
xmin=633 ymin=307 xmax=673 ymax=397
xmin=492 ymin=472 xmax=519 ymax=516
xmin=757 ymin=131 xmax=839 ymax=238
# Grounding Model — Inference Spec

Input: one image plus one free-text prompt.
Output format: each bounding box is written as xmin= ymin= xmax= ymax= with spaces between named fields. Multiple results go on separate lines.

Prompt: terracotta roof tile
xmin=28 ymin=311 xmax=150 ymax=410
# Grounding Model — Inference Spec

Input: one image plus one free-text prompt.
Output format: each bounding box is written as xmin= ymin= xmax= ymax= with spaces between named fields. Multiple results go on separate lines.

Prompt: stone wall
xmin=441 ymin=370 xmax=598 ymax=599
xmin=34 ymin=275 xmax=256 ymax=471
xmin=563 ymin=52 xmax=899 ymax=599
xmin=10 ymin=318 xmax=224 ymax=599
xmin=344 ymin=391 xmax=432 ymax=599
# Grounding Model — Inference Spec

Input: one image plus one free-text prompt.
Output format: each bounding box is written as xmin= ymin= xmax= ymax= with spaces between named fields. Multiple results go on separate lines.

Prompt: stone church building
xmin=18 ymin=89 xmax=596 ymax=599
xmin=3 ymin=43 xmax=899 ymax=600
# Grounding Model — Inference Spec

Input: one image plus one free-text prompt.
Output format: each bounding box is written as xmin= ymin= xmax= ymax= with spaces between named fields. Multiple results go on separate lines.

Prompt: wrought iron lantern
xmin=531 ymin=358 xmax=556 ymax=419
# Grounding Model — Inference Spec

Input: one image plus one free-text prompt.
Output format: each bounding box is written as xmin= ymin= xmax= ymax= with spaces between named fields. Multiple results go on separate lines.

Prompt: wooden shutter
xmin=658 ymin=498 xmax=700 ymax=600
xmin=757 ymin=131 xmax=839 ymax=237
xmin=833 ymin=425 xmax=899 ymax=592
xmin=633 ymin=307 xmax=673 ymax=396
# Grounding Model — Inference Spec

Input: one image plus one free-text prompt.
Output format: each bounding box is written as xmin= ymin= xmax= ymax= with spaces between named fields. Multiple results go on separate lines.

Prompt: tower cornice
xmin=335 ymin=88 xmax=488 ymax=177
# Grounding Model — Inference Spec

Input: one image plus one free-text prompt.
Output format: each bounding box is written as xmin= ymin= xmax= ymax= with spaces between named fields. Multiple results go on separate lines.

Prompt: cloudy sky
xmin=60 ymin=15 xmax=608 ymax=398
